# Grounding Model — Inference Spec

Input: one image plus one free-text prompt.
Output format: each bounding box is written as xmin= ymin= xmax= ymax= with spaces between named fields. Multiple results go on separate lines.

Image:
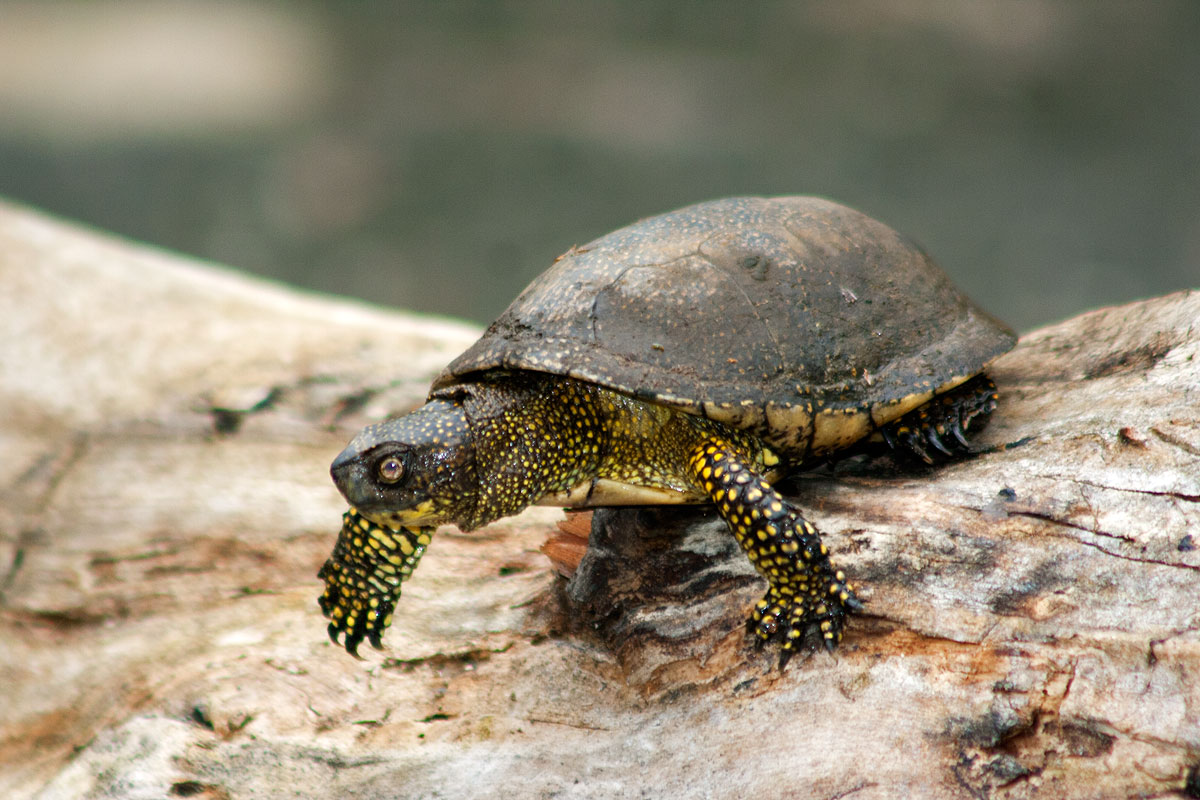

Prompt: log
xmin=0 ymin=200 xmax=1196 ymax=799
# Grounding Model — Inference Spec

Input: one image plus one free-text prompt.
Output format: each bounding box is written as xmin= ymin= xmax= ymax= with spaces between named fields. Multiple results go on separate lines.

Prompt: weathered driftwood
xmin=0 ymin=200 xmax=1196 ymax=800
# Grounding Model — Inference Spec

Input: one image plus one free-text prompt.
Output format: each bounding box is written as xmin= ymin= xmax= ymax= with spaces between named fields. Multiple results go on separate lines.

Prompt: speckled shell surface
xmin=434 ymin=196 xmax=1016 ymax=457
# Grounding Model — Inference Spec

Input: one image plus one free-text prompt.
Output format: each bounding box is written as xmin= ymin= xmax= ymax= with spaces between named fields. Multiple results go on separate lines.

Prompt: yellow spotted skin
xmin=464 ymin=375 xmax=778 ymax=524
xmin=317 ymin=510 xmax=432 ymax=656
xmin=320 ymin=371 xmax=995 ymax=662
xmin=320 ymin=372 xmax=775 ymax=657
xmin=687 ymin=441 xmax=861 ymax=663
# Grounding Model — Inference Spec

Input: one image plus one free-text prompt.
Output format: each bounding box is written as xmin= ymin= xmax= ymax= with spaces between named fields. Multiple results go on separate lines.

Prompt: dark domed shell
xmin=434 ymin=196 xmax=1016 ymax=457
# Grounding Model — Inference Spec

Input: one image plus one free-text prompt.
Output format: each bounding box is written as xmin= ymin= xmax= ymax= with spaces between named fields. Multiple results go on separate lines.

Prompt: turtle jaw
xmin=354 ymin=501 xmax=441 ymax=530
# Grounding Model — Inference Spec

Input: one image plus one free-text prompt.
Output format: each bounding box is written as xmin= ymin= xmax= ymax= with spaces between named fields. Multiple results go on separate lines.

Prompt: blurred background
xmin=0 ymin=1 xmax=1196 ymax=332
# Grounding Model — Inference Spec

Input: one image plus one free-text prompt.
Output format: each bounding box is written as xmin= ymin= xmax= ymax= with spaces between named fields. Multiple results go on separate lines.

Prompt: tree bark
xmin=1 ymin=200 xmax=1196 ymax=799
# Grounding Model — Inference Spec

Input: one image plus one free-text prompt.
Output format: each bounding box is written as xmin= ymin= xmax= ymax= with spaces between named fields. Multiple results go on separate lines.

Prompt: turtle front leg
xmin=688 ymin=440 xmax=862 ymax=666
xmin=317 ymin=509 xmax=433 ymax=657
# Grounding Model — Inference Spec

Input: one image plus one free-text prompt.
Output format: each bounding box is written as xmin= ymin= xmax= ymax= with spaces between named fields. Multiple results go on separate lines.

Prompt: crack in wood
xmin=522 ymin=716 xmax=612 ymax=731
xmin=1152 ymin=426 xmax=1200 ymax=458
xmin=821 ymin=780 xmax=879 ymax=800
xmin=1008 ymin=509 xmax=1135 ymax=544
xmin=1036 ymin=473 xmax=1200 ymax=503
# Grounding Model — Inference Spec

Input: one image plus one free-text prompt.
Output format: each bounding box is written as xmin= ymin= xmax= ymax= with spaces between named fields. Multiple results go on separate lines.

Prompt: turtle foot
xmin=882 ymin=373 xmax=998 ymax=464
xmin=686 ymin=437 xmax=864 ymax=668
xmin=316 ymin=510 xmax=432 ymax=657
xmin=750 ymin=572 xmax=863 ymax=667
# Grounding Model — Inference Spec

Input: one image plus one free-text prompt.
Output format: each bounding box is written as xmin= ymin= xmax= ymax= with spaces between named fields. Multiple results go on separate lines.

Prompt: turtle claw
xmin=328 ymin=623 xmax=362 ymax=659
xmin=950 ymin=425 xmax=970 ymax=449
xmin=880 ymin=426 xmax=898 ymax=450
xmin=748 ymin=580 xmax=862 ymax=668
xmin=926 ymin=428 xmax=954 ymax=456
xmin=904 ymin=434 xmax=935 ymax=464
xmin=778 ymin=647 xmax=796 ymax=670
xmin=881 ymin=374 xmax=999 ymax=464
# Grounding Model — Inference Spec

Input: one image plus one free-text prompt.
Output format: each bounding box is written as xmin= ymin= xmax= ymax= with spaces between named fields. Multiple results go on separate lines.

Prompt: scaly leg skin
xmin=688 ymin=440 xmax=863 ymax=667
xmin=881 ymin=374 xmax=999 ymax=463
xmin=317 ymin=509 xmax=432 ymax=657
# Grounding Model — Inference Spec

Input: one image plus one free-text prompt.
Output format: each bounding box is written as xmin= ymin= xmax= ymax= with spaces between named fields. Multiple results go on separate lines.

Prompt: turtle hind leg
xmin=881 ymin=373 xmax=999 ymax=464
xmin=687 ymin=439 xmax=863 ymax=666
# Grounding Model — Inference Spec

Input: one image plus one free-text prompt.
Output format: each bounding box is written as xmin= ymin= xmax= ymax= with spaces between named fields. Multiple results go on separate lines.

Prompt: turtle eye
xmin=376 ymin=455 xmax=405 ymax=484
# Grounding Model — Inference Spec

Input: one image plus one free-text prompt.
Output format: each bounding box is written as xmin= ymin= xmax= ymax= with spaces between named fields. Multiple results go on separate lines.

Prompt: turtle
xmin=318 ymin=195 xmax=1016 ymax=665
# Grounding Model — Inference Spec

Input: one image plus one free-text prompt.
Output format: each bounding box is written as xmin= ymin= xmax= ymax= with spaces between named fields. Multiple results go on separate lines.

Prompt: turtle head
xmin=331 ymin=397 xmax=478 ymax=530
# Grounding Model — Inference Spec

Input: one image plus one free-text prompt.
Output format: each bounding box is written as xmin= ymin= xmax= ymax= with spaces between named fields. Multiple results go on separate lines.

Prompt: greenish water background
xmin=1 ymin=2 xmax=1196 ymax=332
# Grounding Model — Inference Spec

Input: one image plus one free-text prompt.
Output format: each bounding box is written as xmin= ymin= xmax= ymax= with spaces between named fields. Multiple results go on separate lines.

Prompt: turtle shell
xmin=433 ymin=196 xmax=1016 ymax=457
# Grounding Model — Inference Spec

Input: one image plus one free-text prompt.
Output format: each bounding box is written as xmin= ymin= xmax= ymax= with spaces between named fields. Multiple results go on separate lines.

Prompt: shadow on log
xmin=0 ymin=201 xmax=1197 ymax=799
